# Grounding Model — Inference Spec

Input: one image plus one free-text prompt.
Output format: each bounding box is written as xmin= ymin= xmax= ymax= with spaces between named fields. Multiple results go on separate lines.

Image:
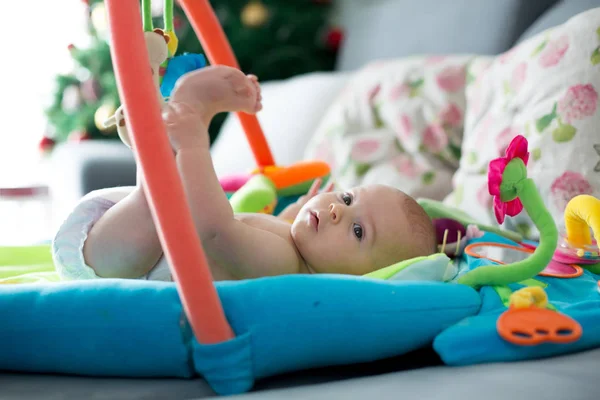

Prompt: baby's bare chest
xmin=207 ymin=214 xmax=302 ymax=280
xmin=235 ymin=213 xmax=295 ymax=243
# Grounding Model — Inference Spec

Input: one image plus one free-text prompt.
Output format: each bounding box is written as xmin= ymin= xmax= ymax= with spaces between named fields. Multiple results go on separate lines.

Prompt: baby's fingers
xmin=307 ymin=178 xmax=322 ymax=197
xmin=322 ymin=179 xmax=335 ymax=193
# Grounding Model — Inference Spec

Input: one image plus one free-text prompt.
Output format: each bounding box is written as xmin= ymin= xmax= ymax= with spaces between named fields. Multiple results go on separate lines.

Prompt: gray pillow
xmin=335 ymin=0 xmax=555 ymax=71
xmin=518 ymin=0 xmax=600 ymax=42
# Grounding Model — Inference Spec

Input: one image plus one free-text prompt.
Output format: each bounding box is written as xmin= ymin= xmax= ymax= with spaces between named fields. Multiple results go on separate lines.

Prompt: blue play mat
xmin=1 ymin=231 xmax=599 ymax=396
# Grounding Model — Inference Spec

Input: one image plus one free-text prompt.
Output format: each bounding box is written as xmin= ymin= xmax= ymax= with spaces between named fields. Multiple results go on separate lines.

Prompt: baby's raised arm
xmin=168 ymin=67 xmax=302 ymax=278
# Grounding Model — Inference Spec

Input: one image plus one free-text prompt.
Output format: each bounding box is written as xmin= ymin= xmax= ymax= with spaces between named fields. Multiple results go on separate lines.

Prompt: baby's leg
xmin=171 ymin=66 xmax=261 ymax=123
xmin=83 ymin=66 xmax=261 ymax=279
xmin=164 ymin=65 xmax=262 ymax=243
xmin=82 ymin=185 xmax=164 ymax=279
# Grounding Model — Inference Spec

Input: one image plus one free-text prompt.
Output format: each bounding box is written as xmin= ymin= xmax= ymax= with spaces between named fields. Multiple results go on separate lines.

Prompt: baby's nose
xmin=329 ymin=203 xmax=342 ymax=223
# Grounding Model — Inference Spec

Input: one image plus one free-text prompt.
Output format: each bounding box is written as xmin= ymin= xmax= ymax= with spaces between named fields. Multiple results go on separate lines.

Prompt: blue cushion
xmin=0 ymin=279 xmax=192 ymax=378
xmin=0 ymin=275 xmax=480 ymax=395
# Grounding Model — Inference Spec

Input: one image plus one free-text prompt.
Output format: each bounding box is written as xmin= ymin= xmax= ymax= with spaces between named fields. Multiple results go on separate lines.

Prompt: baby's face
xmin=291 ymin=184 xmax=411 ymax=275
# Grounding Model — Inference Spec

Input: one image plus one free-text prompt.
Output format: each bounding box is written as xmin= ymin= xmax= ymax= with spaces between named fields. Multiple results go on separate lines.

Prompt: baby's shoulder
xmin=234 ymin=213 xmax=306 ymax=275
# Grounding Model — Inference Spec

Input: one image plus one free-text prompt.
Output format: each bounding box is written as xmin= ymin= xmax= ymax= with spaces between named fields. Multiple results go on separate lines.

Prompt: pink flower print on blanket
xmin=477 ymin=182 xmax=492 ymax=210
xmin=558 ymin=84 xmax=598 ymax=124
xmin=440 ymin=103 xmax=463 ymax=129
xmin=511 ymin=62 xmax=527 ymax=92
xmin=550 ymin=171 xmax=594 ymax=212
xmin=538 ymin=35 xmax=569 ymax=68
xmin=314 ymin=139 xmax=337 ymax=170
xmin=425 ymin=55 xmax=447 ymax=65
xmin=502 ymin=62 xmax=527 ymax=97
xmin=474 ymin=115 xmax=496 ymax=149
xmin=535 ymin=84 xmax=598 ymax=142
xmin=392 ymin=154 xmax=422 ymax=178
xmin=422 ymin=123 xmax=449 ymax=153
xmin=389 ymin=78 xmax=424 ymax=100
xmin=350 ymin=137 xmax=386 ymax=164
xmin=367 ymin=84 xmax=382 ymax=104
xmin=498 ymin=46 xmax=518 ymax=64
xmin=436 ymin=66 xmax=466 ymax=92
xmin=396 ymin=113 xmax=413 ymax=139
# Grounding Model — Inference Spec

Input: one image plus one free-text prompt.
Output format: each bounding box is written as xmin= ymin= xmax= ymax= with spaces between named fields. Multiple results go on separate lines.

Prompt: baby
xmin=53 ymin=66 xmax=436 ymax=282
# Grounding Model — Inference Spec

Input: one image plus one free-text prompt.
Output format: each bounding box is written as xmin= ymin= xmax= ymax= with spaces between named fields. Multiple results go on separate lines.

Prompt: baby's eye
xmin=353 ymin=223 xmax=363 ymax=240
xmin=342 ymin=193 xmax=352 ymax=206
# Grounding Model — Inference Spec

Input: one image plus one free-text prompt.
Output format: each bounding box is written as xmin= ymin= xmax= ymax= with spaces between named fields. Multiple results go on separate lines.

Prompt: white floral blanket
xmin=305 ymin=8 xmax=600 ymax=239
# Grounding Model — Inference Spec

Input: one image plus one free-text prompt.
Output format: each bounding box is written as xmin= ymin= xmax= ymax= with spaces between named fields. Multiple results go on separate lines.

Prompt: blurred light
xmin=0 ymin=1 xmax=89 ymax=186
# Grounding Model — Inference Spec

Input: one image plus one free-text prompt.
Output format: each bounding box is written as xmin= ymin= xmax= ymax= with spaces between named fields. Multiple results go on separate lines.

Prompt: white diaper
xmin=52 ymin=187 xmax=173 ymax=282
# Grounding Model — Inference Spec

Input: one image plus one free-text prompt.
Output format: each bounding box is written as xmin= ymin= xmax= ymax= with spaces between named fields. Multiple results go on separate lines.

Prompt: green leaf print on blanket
xmin=535 ymin=84 xmax=598 ymax=142
xmin=466 ymin=151 xmax=478 ymax=165
xmin=453 ymin=184 xmax=464 ymax=206
xmin=591 ymin=47 xmax=600 ymax=65
xmin=368 ymin=84 xmax=385 ymax=128
xmin=552 ymin=123 xmax=576 ymax=142
xmin=535 ymin=103 xmax=557 ymax=132
xmin=389 ymin=78 xmax=425 ymax=100
xmin=421 ymin=171 xmax=435 ymax=185
xmin=372 ymin=105 xmax=385 ymax=128
xmin=408 ymin=78 xmax=424 ymax=97
xmin=592 ymin=27 xmax=600 ymax=65
xmin=530 ymin=39 xmax=548 ymax=57
xmin=354 ymin=163 xmax=371 ymax=177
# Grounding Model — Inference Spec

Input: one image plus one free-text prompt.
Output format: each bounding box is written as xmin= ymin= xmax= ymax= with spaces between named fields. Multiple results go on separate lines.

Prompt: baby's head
xmin=291 ymin=184 xmax=436 ymax=275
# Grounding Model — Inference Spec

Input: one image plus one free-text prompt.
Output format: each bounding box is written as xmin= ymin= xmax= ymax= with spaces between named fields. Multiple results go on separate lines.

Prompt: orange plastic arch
xmin=105 ymin=0 xmax=233 ymax=344
xmin=178 ymin=0 xmax=275 ymax=168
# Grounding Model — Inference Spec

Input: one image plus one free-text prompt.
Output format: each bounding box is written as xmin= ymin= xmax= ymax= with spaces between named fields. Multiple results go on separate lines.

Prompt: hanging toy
xmin=103 ymin=28 xmax=170 ymax=147
xmin=103 ymin=0 xmax=207 ymax=146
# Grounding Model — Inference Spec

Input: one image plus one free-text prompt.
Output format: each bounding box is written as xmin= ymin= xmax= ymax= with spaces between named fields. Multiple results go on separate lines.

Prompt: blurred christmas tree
xmin=41 ymin=0 xmax=342 ymax=152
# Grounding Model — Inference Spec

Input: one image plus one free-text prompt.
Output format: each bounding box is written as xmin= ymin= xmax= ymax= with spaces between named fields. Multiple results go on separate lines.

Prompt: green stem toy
xmin=457 ymin=136 xmax=559 ymax=289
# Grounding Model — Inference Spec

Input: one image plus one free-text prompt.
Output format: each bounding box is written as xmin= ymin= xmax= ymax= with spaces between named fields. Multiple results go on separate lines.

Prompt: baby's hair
xmin=401 ymin=195 xmax=437 ymax=257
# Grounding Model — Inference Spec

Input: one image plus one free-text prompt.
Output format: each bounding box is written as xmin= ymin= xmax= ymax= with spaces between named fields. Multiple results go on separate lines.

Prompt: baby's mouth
xmin=309 ymin=210 xmax=319 ymax=232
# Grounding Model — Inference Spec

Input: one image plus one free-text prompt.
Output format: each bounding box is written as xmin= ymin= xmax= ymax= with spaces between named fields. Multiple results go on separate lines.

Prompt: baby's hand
xmin=278 ymin=178 xmax=335 ymax=222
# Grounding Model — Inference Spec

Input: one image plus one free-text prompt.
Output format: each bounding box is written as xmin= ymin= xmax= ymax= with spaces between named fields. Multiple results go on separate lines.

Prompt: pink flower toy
xmin=457 ymin=135 xmax=559 ymax=288
xmin=488 ymin=135 xmax=529 ymax=224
